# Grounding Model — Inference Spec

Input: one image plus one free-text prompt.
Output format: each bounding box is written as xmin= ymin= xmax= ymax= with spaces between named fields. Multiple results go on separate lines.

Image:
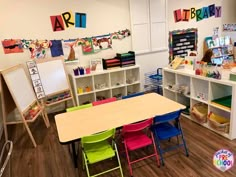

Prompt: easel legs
xmin=22 ymin=119 xmax=37 ymax=148
xmin=41 ymin=110 xmax=50 ymax=128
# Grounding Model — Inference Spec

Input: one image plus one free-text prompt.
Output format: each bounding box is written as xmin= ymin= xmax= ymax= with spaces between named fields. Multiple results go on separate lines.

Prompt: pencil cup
xmin=73 ymin=69 xmax=79 ymax=76
xmin=77 ymin=88 xmax=83 ymax=94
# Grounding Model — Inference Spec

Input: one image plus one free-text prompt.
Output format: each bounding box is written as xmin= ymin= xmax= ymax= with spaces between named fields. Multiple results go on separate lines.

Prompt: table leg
xmin=70 ymin=142 xmax=78 ymax=168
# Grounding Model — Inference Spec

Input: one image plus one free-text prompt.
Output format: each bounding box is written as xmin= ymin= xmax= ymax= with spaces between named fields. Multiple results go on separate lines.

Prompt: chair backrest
xmin=92 ymin=97 xmax=117 ymax=106
xmin=0 ymin=140 xmax=13 ymax=177
xmin=66 ymin=103 xmax=92 ymax=112
xmin=81 ymin=128 xmax=116 ymax=145
xmin=153 ymin=109 xmax=182 ymax=124
xmin=122 ymin=92 xmax=144 ymax=99
xmin=122 ymin=118 xmax=153 ymax=134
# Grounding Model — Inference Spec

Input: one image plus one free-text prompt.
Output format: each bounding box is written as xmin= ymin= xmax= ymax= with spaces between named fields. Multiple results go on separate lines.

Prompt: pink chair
xmin=92 ymin=97 xmax=117 ymax=106
xmin=121 ymin=118 xmax=160 ymax=176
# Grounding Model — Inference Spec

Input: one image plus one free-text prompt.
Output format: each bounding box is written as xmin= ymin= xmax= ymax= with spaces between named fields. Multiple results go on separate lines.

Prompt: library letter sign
xmin=174 ymin=4 xmax=221 ymax=22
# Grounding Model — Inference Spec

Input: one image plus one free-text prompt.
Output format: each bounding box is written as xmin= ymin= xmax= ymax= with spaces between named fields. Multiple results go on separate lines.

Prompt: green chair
xmin=66 ymin=103 xmax=93 ymax=112
xmin=66 ymin=103 xmax=93 ymax=168
xmin=81 ymin=128 xmax=124 ymax=177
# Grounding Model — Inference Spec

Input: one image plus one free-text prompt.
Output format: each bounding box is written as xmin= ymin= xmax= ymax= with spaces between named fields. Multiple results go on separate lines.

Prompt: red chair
xmin=92 ymin=97 xmax=117 ymax=106
xmin=121 ymin=118 xmax=160 ymax=176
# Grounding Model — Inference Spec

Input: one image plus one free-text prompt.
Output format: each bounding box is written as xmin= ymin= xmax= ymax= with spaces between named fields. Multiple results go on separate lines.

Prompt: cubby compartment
xmin=208 ymin=106 xmax=230 ymax=135
xmin=163 ymin=89 xmax=176 ymax=101
xmin=190 ymin=99 xmax=208 ymax=124
xmin=126 ymin=68 xmax=140 ymax=84
xmin=176 ymin=94 xmax=190 ymax=107
xmin=127 ymin=83 xmax=141 ymax=95
xmin=191 ymin=78 xmax=208 ymax=103
xmin=78 ymin=93 xmax=95 ymax=105
xmin=163 ymin=71 xmax=175 ymax=89
xmin=110 ymin=70 xmax=125 ymax=88
xmin=95 ymin=90 xmax=111 ymax=100
xmin=176 ymin=74 xmax=191 ymax=96
xmin=111 ymin=87 xmax=126 ymax=99
xmin=75 ymin=75 xmax=93 ymax=94
xmin=94 ymin=73 xmax=110 ymax=90
xmin=210 ymin=82 xmax=232 ymax=100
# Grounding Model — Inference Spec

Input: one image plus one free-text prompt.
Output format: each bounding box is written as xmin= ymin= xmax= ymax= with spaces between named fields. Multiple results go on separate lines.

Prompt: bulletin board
xmin=169 ymin=28 xmax=198 ymax=62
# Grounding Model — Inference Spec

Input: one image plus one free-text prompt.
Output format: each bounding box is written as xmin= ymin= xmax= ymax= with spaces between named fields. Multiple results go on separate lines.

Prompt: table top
xmin=55 ymin=93 xmax=186 ymax=143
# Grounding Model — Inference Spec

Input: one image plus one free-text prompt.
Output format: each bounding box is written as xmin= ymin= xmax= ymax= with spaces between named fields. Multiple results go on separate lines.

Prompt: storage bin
xmin=102 ymin=58 xmax=120 ymax=70
xmin=190 ymin=103 xmax=208 ymax=123
xmin=116 ymin=51 xmax=135 ymax=67
xmin=208 ymin=112 xmax=230 ymax=133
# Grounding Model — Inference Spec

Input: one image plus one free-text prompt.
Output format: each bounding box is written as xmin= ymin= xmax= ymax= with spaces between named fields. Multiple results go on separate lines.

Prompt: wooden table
xmin=55 ymin=93 xmax=186 ymax=167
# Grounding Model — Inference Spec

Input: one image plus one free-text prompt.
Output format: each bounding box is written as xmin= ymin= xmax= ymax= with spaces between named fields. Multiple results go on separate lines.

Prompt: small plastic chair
xmin=121 ymin=118 xmax=159 ymax=176
xmin=152 ymin=109 xmax=189 ymax=166
xmin=92 ymin=97 xmax=117 ymax=106
xmin=81 ymin=128 xmax=124 ymax=177
xmin=66 ymin=103 xmax=92 ymax=112
xmin=0 ymin=140 xmax=13 ymax=177
xmin=121 ymin=91 xmax=144 ymax=99
xmin=66 ymin=103 xmax=93 ymax=168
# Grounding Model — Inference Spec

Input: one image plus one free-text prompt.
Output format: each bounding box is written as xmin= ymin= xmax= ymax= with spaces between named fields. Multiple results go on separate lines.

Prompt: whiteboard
xmin=36 ymin=57 xmax=69 ymax=96
xmin=2 ymin=65 xmax=36 ymax=112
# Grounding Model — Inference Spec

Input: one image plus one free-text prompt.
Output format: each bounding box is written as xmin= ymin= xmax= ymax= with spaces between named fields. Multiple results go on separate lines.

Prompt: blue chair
xmin=151 ymin=109 xmax=189 ymax=166
xmin=122 ymin=91 xmax=144 ymax=99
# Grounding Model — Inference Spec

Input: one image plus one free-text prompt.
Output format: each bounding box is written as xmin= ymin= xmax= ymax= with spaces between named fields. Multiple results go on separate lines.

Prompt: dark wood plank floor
xmin=4 ymin=113 xmax=236 ymax=177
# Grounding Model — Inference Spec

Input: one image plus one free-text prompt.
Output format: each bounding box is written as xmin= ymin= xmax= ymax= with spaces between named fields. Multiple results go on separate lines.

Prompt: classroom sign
xmin=174 ymin=4 xmax=221 ymax=22
xmin=50 ymin=11 xmax=86 ymax=32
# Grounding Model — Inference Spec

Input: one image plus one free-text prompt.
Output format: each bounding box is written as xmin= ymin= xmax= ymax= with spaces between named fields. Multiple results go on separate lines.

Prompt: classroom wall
xmin=0 ymin=0 xmax=132 ymax=70
xmin=168 ymin=0 xmax=224 ymax=60
xmin=221 ymin=0 xmax=236 ymax=42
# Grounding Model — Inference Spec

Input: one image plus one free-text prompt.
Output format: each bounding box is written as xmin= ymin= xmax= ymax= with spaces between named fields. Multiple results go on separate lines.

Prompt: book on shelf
xmin=212 ymin=48 xmax=222 ymax=57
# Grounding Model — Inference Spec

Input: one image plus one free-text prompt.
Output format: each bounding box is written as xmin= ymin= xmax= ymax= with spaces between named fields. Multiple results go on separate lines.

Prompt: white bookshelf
xmin=69 ymin=65 xmax=141 ymax=105
xmin=163 ymin=67 xmax=236 ymax=140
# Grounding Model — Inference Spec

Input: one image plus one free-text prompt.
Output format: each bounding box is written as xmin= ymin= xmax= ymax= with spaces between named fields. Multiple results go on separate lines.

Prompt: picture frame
xmin=90 ymin=58 xmax=103 ymax=72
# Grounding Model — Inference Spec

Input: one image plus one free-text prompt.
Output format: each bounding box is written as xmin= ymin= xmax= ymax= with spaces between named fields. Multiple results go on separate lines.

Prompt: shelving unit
xmin=70 ymin=65 xmax=141 ymax=105
xmin=163 ymin=67 xmax=236 ymax=140
xmin=203 ymin=36 xmax=234 ymax=64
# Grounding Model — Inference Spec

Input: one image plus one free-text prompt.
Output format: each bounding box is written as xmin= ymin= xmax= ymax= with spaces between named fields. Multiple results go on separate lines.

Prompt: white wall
xmin=222 ymin=0 xmax=236 ymax=42
xmin=0 ymin=0 xmax=132 ymax=70
xmin=168 ymin=0 xmax=223 ymax=60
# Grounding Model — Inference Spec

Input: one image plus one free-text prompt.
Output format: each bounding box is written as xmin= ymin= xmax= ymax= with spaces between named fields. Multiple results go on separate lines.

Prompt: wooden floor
xmin=4 ymin=112 xmax=236 ymax=177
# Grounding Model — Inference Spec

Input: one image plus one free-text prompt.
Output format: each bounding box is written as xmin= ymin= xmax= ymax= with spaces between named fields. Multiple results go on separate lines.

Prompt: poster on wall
xmin=50 ymin=40 xmax=64 ymax=57
xmin=169 ymin=28 xmax=198 ymax=62
xmin=62 ymin=40 xmax=79 ymax=62
xmin=92 ymin=36 xmax=112 ymax=52
xmin=28 ymin=40 xmax=51 ymax=59
xmin=80 ymin=38 xmax=94 ymax=55
xmin=1 ymin=39 xmax=23 ymax=54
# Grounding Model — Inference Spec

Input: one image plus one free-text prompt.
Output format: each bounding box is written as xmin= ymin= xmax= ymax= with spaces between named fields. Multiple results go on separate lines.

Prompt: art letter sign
xmin=174 ymin=4 xmax=221 ymax=22
xmin=50 ymin=11 xmax=87 ymax=32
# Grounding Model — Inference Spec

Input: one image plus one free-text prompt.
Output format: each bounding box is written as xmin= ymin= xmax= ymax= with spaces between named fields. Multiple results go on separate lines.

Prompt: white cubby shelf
xmin=69 ymin=65 xmax=141 ymax=106
xmin=163 ymin=67 xmax=236 ymax=140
